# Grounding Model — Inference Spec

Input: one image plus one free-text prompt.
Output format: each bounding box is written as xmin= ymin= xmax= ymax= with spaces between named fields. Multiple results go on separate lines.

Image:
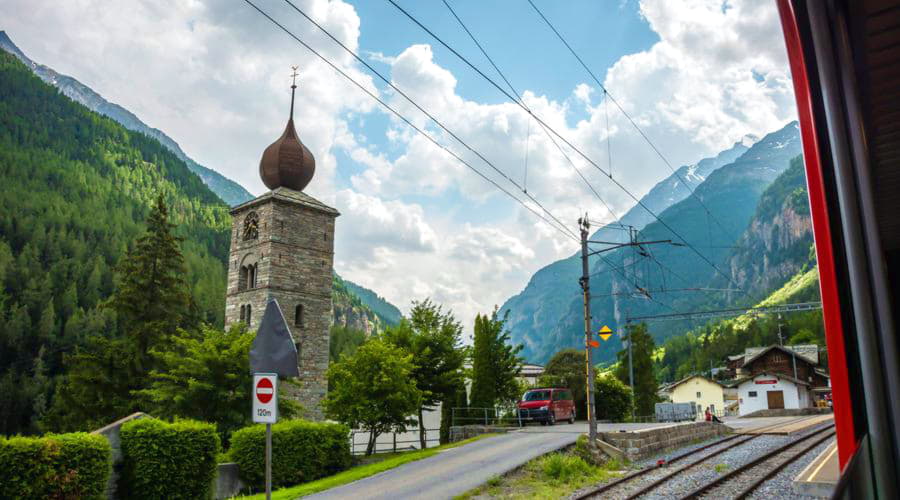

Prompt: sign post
xmin=250 ymin=299 xmax=300 ymax=500
xmin=253 ymin=373 xmax=278 ymax=500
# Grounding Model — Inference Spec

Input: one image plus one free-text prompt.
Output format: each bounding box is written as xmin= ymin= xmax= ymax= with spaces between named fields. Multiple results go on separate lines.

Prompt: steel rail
xmin=678 ymin=424 xmax=836 ymax=499
xmin=733 ymin=430 xmax=836 ymax=499
xmin=573 ymin=433 xmax=750 ymax=500
xmin=622 ymin=435 xmax=760 ymax=499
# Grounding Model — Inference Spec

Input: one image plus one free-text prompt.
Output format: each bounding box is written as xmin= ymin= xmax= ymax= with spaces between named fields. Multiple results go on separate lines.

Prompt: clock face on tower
xmin=243 ymin=212 xmax=259 ymax=241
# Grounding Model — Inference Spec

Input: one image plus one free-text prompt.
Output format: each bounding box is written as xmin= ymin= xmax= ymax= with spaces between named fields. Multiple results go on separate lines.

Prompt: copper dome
xmin=259 ymin=117 xmax=316 ymax=192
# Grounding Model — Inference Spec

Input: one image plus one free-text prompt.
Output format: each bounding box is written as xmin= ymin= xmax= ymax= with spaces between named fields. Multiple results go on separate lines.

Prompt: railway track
xmin=681 ymin=424 xmax=835 ymax=499
xmin=573 ymin=417 xmax=833 ymax=500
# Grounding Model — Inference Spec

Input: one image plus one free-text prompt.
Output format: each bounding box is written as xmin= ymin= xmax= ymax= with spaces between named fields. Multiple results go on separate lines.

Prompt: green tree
xmin=383 ymin=299 xmax=465 ymax=448
xmin=469 ymin=309 xmax=523 ymax=414
xmin=329 ymin=324 xmax=367 ymax=363
xmin=110 ymin=194 xmax=193 ymax=369
xmin=323 ymin=339 xmax=421 ymax=455
xmin=137 ymin=324 xmax=254 ymax=444
xmin=538 ymin=349 xmax=588 ymax=421
xmin=594 ymin=374 xmax=632 ymax=422
xmin=615 ymin=323 xmax=658 ymax=418
xmin=439 ymin=378 xmax=468 ymax=444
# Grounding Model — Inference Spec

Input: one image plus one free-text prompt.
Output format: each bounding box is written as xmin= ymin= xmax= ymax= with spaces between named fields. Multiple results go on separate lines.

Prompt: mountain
xmin=718 ymin=156 xmax=814 ymax=298
xmin=0 ymin=30 xmax=253 ymax=206
xmin=503 ymin=122 xmax=802 ymax=364
xmin=333 ymin=273 xmax=402 ymax=335
xmin=342 ymin=278 xmax=403 ymax=326
xmin=499 ymin=135 xmax=756 ymax=362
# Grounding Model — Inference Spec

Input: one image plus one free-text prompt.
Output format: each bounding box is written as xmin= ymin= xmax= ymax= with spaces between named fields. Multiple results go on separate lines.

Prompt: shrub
xmin=119 ymin=418 xmax=220 ymax=499
xmin=0 ymin=432 xmax=111 ymax=499
xmin=230 ymin=419 xmax=352 ymax=488
xmin=534 ymin=453 xmax=593 ymax=482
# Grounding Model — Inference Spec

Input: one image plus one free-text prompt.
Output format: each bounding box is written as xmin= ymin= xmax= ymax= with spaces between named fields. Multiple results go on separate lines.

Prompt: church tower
xmin=225 ymin=71 xmax=338 ymax=420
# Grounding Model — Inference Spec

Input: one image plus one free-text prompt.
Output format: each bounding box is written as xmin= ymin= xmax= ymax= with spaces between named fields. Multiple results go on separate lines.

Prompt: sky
xmin=1 ymin=0 xmax=797 ymax=336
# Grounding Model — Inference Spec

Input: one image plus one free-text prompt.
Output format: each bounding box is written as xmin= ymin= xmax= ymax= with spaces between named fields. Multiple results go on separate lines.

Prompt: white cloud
xmin=1 ymin=0 xmax=797 ymax=336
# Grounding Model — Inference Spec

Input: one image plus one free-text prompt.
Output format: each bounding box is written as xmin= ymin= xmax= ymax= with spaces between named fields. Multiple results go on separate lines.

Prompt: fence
xmin=451 ymin=406 xmax=523 ymax=427
xmin=349 ymin=428 xmax=441 ymax=455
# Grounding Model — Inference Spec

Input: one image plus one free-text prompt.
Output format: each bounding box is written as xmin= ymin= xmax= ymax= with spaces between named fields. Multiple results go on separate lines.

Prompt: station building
xmin=735 ymin=371 xmax=812 ymax=415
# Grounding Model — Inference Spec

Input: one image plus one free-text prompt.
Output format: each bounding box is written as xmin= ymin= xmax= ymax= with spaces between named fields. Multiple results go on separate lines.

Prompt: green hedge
xmin=0 ymin=432 xmax=111 ymax=499
xmin=230 ymin=419 xmax=351 ymax=488
xmin=119 ymin=418 xmax=220 ymax=499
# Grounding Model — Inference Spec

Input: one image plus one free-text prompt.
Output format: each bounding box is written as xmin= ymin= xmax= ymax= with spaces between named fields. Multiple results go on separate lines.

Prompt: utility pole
xmin=779 ymin=314 xmax=799 ymax=381
xmin=580 ymin=221 xmax=681 ymax=427
xmin=579 ymin=217 xmax=598 ymax=444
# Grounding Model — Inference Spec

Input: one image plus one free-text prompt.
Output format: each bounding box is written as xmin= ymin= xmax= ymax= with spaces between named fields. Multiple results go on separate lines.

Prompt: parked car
xmin=517 ymin=387 xmax=575 ymax=425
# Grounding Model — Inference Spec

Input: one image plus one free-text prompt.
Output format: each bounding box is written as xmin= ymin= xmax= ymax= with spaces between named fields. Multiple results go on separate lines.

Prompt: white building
xmin=736 ymin=371 xmax=811 ymax=416
xmin=519 ymin=363 xmax=545 ymax=387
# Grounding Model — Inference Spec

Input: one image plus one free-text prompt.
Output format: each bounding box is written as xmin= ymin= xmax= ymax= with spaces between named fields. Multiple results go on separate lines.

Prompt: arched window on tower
xmin=246 ymin=304 xmax=252 ymax=325
xmin=239 ymin=266 xmax=248 ymax=291
xmin=249 ymin=264 xmax=258 ymax=288
xmin=240 ymin=305 xmax=246 ymax=322
xmin=295 ymin=304 xmax=304 ymax=327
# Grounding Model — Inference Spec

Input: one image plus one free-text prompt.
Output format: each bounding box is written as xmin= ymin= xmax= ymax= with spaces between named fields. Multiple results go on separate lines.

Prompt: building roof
xmin=743 ymin=344 xmax=819 ymax=365
xmin=259 ymin=83 xmax=316 ymax=192
xmin=667 ymin=374 xmax=723 ymax=391
xmin=231 ymin=187 xmax=339 ymax=216
xmin=742 ymin=344 xmax=819 ymax=368
xmin=733 ymin=371 xmax=810 ymax=387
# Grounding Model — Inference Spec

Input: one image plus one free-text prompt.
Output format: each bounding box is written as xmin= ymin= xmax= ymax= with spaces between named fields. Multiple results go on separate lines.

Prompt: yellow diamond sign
xmin=598 ymin=325 xmax=614 ymax=341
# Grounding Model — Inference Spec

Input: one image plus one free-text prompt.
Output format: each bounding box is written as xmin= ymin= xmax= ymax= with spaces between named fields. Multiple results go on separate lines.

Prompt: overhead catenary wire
xmin=524 ymin=0 xmax=738 ymax=243
xmin=440 ymin=0 xmax=618 ymax=222
xmin=276 ymin=0 xmax=583 ymax=241
xmin=240 ymin=0 xmax=578 ymax=242
xmin=385 ymin=0 xmax=746 ymax=294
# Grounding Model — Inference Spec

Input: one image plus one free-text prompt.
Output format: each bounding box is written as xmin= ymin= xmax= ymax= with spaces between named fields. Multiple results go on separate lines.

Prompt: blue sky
xmin=0 ymin=0 xmax=796 ymax=329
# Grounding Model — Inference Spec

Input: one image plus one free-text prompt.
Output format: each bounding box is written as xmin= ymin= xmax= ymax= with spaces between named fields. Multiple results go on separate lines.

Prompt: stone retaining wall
xmin=449 ymin=425 xmax=515 ymax=442
xmin=598 ymin=422 xmax=729 ymax=461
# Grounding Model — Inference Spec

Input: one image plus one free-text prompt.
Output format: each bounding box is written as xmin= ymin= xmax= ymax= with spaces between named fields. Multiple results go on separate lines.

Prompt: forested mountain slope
xmin=0 ymin=30 xmax=253 ymax=206
xmin=0 ymin=51 xmax=399 ymax=435
xmin=504 ymin=122 xmax=803 ymax=364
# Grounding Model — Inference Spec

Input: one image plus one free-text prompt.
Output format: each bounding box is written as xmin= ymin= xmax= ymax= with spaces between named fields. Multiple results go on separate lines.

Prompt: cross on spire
xmin=289 ymin=65 xmax=299 ymax=119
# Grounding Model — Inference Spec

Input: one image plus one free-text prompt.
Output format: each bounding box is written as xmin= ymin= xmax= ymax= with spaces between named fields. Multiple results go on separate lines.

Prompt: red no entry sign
xmin=256 ymin=377 xmax=274 ymax=404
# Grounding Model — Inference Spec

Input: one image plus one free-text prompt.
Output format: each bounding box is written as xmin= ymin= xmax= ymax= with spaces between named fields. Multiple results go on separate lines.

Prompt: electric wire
xmin=440 ymin=0 xmax=618 ymax=222
xmin=240 ymin=0 xmax=578 ymax=242
xmin=524 ymin=0 xmax=738 ymax=243
xmin=278 ymin=0 xmax=580 ymax=241
xmin=385 ymin=0 xmax=746 ymax=293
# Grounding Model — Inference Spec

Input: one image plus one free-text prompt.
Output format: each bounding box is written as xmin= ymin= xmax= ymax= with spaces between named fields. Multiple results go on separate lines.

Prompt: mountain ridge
xmin=502 ymin=122 xmax=802 ymax=364
xmin=0 ymin=30 xmax=254 ymax=207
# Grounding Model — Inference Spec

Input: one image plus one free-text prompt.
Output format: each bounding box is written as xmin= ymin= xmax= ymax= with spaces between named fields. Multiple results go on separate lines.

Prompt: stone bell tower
xmin=225 ymin=70 xmax=339 ymax=420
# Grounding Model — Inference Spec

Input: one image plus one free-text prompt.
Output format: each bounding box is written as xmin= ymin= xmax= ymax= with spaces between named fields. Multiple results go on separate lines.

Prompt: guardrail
xmin=349 ymin=428 xmax=441 ymax=455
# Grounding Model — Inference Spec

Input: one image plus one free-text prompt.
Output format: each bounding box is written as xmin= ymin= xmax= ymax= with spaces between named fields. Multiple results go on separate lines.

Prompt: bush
xmin=230 ymin=419 xmax=351 ymax=488
xmin=119 ymin=418 xmax=220 ymax=499
xmin=534 ymin=452 xmax=593 ymax=482
xmin=0 ymin=432 xmax=111 ymax=499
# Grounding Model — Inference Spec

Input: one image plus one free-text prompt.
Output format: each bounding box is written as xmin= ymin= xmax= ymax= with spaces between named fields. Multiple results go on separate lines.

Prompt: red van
xmin=517 ymin=387 xmax=576 ymax=425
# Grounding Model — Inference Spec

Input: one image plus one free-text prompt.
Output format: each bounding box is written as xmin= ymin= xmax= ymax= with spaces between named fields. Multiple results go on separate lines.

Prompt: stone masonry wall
xmin=598 ymin=422 xmax=729 ymax=461
xmin=225 ymin=189 xmax=337 ymax=420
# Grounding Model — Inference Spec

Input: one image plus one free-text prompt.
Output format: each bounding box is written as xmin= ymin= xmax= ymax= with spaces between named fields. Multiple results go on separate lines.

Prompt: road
xmin=308 ymin=421 xmax=680 ymax=500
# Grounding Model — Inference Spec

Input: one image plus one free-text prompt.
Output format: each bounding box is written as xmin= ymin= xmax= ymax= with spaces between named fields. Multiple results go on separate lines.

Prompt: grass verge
xmin=455 ymin=449 xmax=623 ymax=500
xmin=234 ymin=433 xmax=500 ymax=500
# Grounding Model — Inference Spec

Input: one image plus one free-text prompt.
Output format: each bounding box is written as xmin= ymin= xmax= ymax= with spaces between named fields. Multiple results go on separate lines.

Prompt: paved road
xmin=308 ymin=421 xmax=679 ymax=500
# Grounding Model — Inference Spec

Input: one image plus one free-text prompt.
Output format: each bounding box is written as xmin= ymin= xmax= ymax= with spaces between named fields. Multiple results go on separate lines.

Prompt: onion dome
xmin=259 ymin=71 xmax=315 ymax=191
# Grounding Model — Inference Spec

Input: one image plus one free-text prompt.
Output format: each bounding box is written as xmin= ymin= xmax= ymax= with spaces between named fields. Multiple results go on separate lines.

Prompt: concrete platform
xmin=793 ymin=438 xmax=838 ymax=497
xmin=746 ymin=414 xmax=834 ymax=435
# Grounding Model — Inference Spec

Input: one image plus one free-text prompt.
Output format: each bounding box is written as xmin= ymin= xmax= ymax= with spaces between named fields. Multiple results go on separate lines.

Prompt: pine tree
xmin=110 ymin=194 xmax=192 ymax=368
xmin=615 ymin=322 xmax=658 ymax=418
xmin=469 ymin=309 xmax=524 ymax=418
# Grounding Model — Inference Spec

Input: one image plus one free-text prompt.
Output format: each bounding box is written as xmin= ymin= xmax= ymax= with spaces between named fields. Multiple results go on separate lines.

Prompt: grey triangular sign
xmin=250 ymin=298 xmax=301 ymax=378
